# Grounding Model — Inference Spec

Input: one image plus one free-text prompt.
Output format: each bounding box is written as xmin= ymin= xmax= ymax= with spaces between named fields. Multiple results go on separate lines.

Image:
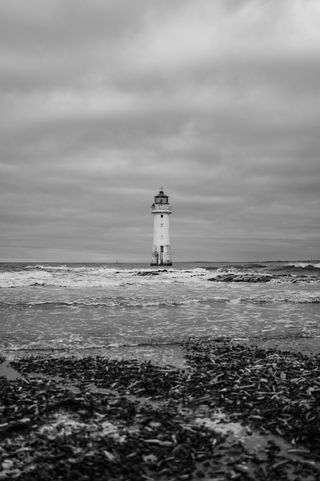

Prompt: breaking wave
xmin=0 ymin=297 xmax=201 ymax=309
xmin=271 ymin=262 xmax=320 ymax=272
xmin=1 ymin=292 xmax=319 ymax=310
xmin=287 ymin=261 xmax=320 ymax=268
xmin=239 ymin=294 xmax=320 ymax=304
xmin=1 ymin=264 xmax=319 ymax=288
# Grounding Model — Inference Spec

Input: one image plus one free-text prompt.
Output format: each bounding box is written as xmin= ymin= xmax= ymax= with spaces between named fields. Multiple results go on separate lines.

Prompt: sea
xmin=0 ymin=261 xmax=320 ymax=364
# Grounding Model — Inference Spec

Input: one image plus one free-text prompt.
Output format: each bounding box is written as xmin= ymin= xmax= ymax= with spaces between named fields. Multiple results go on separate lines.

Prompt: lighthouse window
xmin=161 ymin=215 xmax=163 ymax=218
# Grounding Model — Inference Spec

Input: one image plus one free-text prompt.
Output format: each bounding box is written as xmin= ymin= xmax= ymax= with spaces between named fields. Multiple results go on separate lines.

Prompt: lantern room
xmin=153 ymin=188 xmax=169 ymax=206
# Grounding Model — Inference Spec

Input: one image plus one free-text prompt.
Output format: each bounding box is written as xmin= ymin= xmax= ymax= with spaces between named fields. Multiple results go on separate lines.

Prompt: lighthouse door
xmin=160 ymin=245 xmax=164 ymax=264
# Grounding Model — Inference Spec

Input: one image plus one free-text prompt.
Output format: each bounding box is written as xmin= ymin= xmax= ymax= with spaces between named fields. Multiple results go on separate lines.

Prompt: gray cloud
xmin=0 ymin=0 xmax=320 ymax=261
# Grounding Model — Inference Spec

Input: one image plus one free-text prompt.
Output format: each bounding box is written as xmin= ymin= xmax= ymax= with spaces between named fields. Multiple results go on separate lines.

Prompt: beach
xmin=1 ymin=262 xmax=320 ymax=479
xmin=1 ymin=340 xmax=320 ymax=480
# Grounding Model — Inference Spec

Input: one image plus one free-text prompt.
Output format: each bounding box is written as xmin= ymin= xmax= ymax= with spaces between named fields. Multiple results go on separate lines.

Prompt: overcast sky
xmin=1 ymin=0 xmax=320 ymax=262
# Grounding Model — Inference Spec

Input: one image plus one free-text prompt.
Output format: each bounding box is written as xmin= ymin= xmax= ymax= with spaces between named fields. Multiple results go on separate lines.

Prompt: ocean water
xmin=0 ymin=261 xmax=319 ymax=361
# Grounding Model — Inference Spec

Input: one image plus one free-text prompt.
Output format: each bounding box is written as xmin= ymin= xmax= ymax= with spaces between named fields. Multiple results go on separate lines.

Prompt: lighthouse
xmin=151 ymin=188 xmax=172 ymax=266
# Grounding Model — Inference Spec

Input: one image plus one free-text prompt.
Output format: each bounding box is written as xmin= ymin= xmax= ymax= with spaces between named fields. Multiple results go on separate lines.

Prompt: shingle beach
xmin=1 ymin=339 xmax=320 ymax=480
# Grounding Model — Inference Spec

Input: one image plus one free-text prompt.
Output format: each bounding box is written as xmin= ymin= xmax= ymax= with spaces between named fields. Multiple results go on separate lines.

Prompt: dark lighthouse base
xmin=151 ymin=245 xmax=172 ymax=266
xmin=150 ymin=261 xmax=172 ymax=266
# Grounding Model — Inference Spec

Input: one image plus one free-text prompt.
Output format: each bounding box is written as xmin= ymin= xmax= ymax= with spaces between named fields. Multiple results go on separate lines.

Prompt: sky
xmin=1 ymin=0 xmax=320 ymax=262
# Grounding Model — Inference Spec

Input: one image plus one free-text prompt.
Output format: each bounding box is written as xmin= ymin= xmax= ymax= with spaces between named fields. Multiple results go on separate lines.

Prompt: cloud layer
xmin=1 ymin=0 xmax=320 ymax=261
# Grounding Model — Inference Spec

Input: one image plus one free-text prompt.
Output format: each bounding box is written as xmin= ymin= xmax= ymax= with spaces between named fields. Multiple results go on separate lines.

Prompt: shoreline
xmin=2 ymin=332 xmax=320 ymax=368
xmin=1 ymin=339 xmax=320 ymax=480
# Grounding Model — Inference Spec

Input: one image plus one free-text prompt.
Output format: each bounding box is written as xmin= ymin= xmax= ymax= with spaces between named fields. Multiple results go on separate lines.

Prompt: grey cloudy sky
xmin=1 ymin=0 xmax=320 ymax=262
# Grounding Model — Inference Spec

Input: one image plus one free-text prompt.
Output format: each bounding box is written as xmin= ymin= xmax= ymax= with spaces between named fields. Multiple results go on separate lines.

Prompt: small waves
xmin=286 ymin=261 xmax=320 ymax=269
xmin=26 ymin=264 xmax=70 ymax=270
xmin=1 ymin=264 xmax=319 ymax=288
xmin=205 ymin=263 xmax=268 ymax=271
xmin=0 ymin=266 xmax=179 ymax=288
xmin=226 ymin=294 xmax=320 ymax=305
xmin=1 ymin=261 xmax=319 ymax=360
xmin=238 ymin=294 xmax=320 ymax=305
xmin=205 ymin=261 xmax=320 ymax=282
xmin=0 ymin=297 xmax=201 ymax=310
xmin=270 ymin=262 xmax=320 ymax=273
xmin=1 ymin=292 xmax=319 ymax=310
xmin=0 ymin=335 xmax=191 ymax=358
xmin=206 ymin=271 xmax=319 ymax=284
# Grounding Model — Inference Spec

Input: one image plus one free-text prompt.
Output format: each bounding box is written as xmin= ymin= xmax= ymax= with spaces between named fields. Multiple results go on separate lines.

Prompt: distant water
xmin=0 ymin=261 xmax=319 ymax=359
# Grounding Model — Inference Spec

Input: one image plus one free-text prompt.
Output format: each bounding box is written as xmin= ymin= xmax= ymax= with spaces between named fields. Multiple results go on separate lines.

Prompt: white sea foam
xmin=0 ymin=296 xmax=203 ymax=309
xmin=26 ymin=264 xmax=70 ymax=270
xmin=286 ymin=262 xmax=320 ymax=269
xmin=0 ymin=265 xmax=319 ymax=288
xmin=1 ymin=263 xmax=319 ymax=288
xmin=0 ymin=270 xmax=53 ymax=288
xmin=0 ymin=267 xmax=209 ymax=288
xmin=228 ymin=298 xmax=241 ymax=305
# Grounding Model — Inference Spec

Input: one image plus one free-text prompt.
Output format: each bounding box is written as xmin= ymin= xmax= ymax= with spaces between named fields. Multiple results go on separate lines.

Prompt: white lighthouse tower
xmin=151 ymin=188 xmax=172 ymax=266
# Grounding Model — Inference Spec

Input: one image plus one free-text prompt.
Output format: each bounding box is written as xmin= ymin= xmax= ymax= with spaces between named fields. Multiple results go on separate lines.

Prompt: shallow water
xmin=0 ymin=261 xmax=319 ymax=358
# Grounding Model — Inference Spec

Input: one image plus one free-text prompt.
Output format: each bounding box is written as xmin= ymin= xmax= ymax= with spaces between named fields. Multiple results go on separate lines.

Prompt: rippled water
xmin=0 ymin=261 xmax=319 ymax=358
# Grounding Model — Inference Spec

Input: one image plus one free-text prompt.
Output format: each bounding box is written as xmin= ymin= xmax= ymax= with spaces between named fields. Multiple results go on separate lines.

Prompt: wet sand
xmin=1 ymin=339 xmax=320 ymax=480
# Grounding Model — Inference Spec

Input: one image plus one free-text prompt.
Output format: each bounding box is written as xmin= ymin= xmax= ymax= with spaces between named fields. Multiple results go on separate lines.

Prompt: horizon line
xmin=0 ymin=259 xmax=318 ymax=264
